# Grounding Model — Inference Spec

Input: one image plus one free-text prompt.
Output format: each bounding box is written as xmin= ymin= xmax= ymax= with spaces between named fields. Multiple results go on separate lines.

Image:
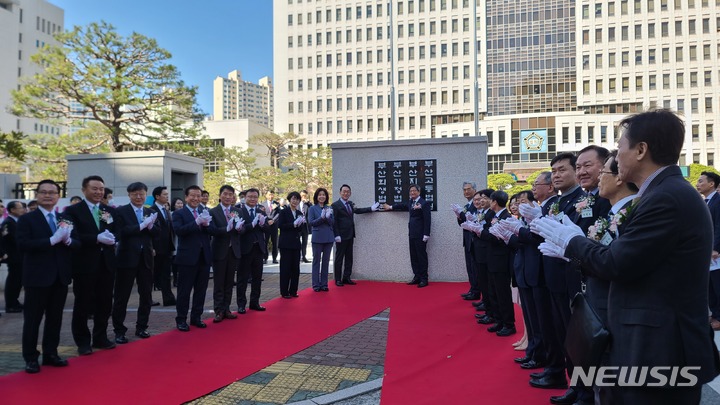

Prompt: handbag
xmin=565 ymin=292 xmax=610 ymax=369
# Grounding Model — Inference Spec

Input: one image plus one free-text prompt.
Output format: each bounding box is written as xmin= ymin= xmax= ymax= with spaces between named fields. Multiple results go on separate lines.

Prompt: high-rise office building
xmin=0 ymin=0 xmax=64 ymax=135
xmin=213 ymin=70 xmax=274 ymax=130
xmin=274 ymin=0 xmax=720 ymax=174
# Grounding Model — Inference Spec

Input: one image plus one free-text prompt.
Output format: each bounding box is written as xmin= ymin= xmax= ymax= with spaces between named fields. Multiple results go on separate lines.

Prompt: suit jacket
xmin=115 ymin=204 xmax=159 ymax=269
xmin=515 ymin=196 xmax=558 ymax=288
xmin=277 ymin=206 xmax=303 ymax=249
xmin=470 ymin=208 xmax=496 ymax=264
xmin=209 ymin=204 xmax=243 ymax=261
xmin=172 ymin=205 xmax=215 ymax=266
xmin=331 ymin=199 xmax=372 ymax=240
xmin=238 ymin=204 xmax=269 ymax=255
xmin=391 ymin=198 xmax=432 ymax=239
xmin=1 ymin=216 xmax=20 ymax=266
xmin=707 ymin=193 xmax=720 ymax=253
xmin=308 ymin=204 xmax=335 ymax=244
xmin=16 ymin=209 xmax=79 ymax=288
xmin=299 ymin=201 xmax=311 ymax=233
xmin=150 ymin=204 xmax=175 ymax=256
xmin=481 ymin=209 xmax=511 ymax=273
xmin=542 ymin=186 xmax=584 ymax=293
xmin=63 ymin=201 xmax=117 ymax=275
xmin=566 ymin=166 xmax=720 ymax=383
xmin=457 ymin=201 xmax=477 ymax=253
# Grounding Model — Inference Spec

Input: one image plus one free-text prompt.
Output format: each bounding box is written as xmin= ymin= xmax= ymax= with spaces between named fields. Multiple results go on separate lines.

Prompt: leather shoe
xmin=473 ymin=303 xmax=487 ymax=312
xmin=475 ymin=313 xmax=487 ymax=319
xmin=115 ymin=334 xmax=129 ymax=344
xmin=407 ymin=279 xmax=420 ymax=285
xmin=176 ymin=322 xmax=190 ymax=332
xmin=417 ymin=281 xmax=428 ymax=288
xmin=514 ymin=355 xmax=531 ymax=364
xmin=163 ymin=300 xmax=177 ymax=307
xmin=530 ymin=370 xmax=548 ymax=379
xmin=477 ymin=315 xmax=495 ymax=325
xmin=342 ymin=279 xmax=357 ymax=285
xmin=529 ymin=374 xmax=568 ymax=389
xmin=550 ymin=388 xmax=578 ymax=404
xmin=92 ymin=339 xmax=116 ymax=350
xmin=520 ymin=360 xmax=545 ymax=370
xmin=313 ymin=287 xmax=321 ymax=292
xmin=237 ymin=308 xmax=246 ymax=314
xmin=25 ymin=360 xmax=40 ymax=374
xmin=292 ymin=293 xmax=299 ymax=297
xmin=42 ymin=354 xmax=68 ymax=367
xmin=272 ymin=259 xmax=278 ymax=264
xmin=321 ymin=287 xmax=329 ymax=291
xmin=135 ymin=330 xmax=151 ymax=339
xmin=463 ymin=294 xmax=480 ymax=301
xmin=190 ymin=320 xmax=207 ymax=328
xmin=6 ymin=306 xmax=22 ymax=313
xmin=78 ymin=346 xmax=93 ymax=356
xmin=213 ymin=313 xmax=224 ymax=323
xmin=151 ymin=301 xmax=160 ymax=306
xmin=496 ymin=326 xmax=517 ymax=337
xmin=224 ymin=311 xmax=237 ymax=319
xmin=302 ymin=258 xmax=310 ymax=263
xmin=249 ymin=305 xmax=266 ymax=311
xmin=282 ymin=295 xmax=292 ymax=299
xmin=487 ymin=323 xmax=503 ymax=333
xmin=335 ymin=280 xmax=344 ymax=287
xmin=472 ymin=300 xmax=485 ymax=307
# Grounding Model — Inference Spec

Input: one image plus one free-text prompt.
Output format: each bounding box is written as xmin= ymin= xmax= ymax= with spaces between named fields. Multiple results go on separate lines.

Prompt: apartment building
xmin=213 ymin=69 xmax=274 ymax=131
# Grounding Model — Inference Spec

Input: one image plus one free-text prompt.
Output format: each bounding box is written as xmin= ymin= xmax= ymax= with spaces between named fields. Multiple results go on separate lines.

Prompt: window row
xmin=287 ymin=115 xmax=429 ymax=136
xmin=286 ymin=0 xmax=472 ymax=24
xmin=583 ymin=74 xmax=717 ymax=95
xmin=582 ymin=18 xmax=720 ymax=44
xmin=582 ymin=0 xmax=720 ymax=19
xmin=287 ymin=89 xmax=471 ymax=114
xmin=582 ymin=45 xmax=717 ymax=69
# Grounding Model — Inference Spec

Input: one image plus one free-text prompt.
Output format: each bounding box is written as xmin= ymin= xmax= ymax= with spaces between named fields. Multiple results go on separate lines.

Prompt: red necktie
xmin=192 ymin=209 xmax=198 ymax=219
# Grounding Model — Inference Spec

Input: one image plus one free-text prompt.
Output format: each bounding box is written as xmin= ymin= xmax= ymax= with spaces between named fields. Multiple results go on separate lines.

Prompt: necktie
xmin=161 ymin=207 xmax=168 ymax=220
xmin=224 ymin=207 xmax=230 ymax=220
xmin=92 ymin=205 xmax=100 ymax=228
xmin=250 ymin=208 xmax=255 ymax=218
xmin=192 ymin=209 xmax=198 ymax=219
xmin=706 ymin=198 xmax=710 ymax=204
xmin=345 ymin=202 xmax=352 ymax=215
xmin=48 ymin=213 xmax=57 ymax=233
xmin=136 ymin=208 xmax=144 ymax=224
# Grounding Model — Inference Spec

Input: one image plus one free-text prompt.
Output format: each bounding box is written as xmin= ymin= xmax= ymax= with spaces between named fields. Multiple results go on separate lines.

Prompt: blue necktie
xmin=48 ymin=213 xmax=57 ymax=232
xmin=136 ymin=208 xmax=143 ymax=224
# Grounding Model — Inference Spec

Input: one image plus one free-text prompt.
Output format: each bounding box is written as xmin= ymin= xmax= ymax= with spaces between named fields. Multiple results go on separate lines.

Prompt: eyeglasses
xmin=37 ymin=190 xmax=59 ymax=195
xmin=532 ymin=183 xmax=551 ymax=187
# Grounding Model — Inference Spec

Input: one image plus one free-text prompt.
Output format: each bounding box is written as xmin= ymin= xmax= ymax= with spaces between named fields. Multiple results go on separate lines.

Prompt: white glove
xmin=465 ymin=211 xmax=477 ymax=222
xmin=519 ymin=202 xmax=542 ymax=223
xmin=530 ymin=216 xmax=584 ymax=250
xmin=50 ymin=227 xmax=66 ymax=245
xmin=96 ymin=229 xmax=115 ymax=245
xmin=460 ymin=221 xmax=473 ymax=231
xmin=139 ymin=213 xmax=154 ymax=230
xmin=226 ymin=216 xmax=235 ymax=232
xmin=293 ymin=217 xmax=303 ymax=227
xmin=371 ymin=202 xmax=380 ymax=212
xmin=502 ymin=217 xmax=524 ymax=235
xmin=489 ymin=224 xmax=503 ymax=239
xmin=335 ymin=236 xmax=341 ymax=243
xmin=538 ymin=241 xmax=570 ymax=262
xmin=251 ymin=214 xmax=259 ymax=227
xmin=147 ymin=213 xmax=157 ymax=230
xmin=320 ymin=208 xmax=327 ymax=219
xmin=258 ymin=215 xmax=266 ymax=226
xmin=195 ymin=213 xmax=205 ymax=226
xmin=62 ymin=225 xmax=73 ymax=245
xmin=326 ymin=208 xmax=333 ymax=218
xmin=235 ymin=218 xmax=245 ymax=231
xmin=299 ymin=216 xmax=306 ymax=225
xmin=422 ymin=235 xmax=430 ymax=242
xmin=451 ymin=204 xmax=463 ymax=216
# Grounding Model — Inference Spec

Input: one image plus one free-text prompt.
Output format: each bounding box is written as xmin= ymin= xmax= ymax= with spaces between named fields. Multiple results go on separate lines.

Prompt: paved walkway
xmin=1 ymin=260 xmax=720 ymax=404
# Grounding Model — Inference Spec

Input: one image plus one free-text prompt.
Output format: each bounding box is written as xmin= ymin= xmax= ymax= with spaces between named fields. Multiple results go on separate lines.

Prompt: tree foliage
xmin=12 ymin=21 xmax=204 ymax=152
xmin=0 ymin=130 xmax=27 ymax=162
xmin=281 ymin=146 xmax=332 ymax=193
xmin=250 ymin=132 xmax=304 ymax=169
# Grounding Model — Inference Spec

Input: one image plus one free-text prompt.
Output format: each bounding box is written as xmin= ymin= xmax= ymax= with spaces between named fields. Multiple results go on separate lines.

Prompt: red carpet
xmin=0 ymin=282 xmax=565 ymax=404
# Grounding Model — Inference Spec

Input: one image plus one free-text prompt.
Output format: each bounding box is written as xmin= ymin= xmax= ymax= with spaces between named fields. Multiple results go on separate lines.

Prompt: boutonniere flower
xmin=587 ymin=217 xmax=609 ymax=241
xmin=549 ymin=202 xmax=560 ymax=216
xmin=574 ymin=195 xmax=595 ymax=212
xmin=1 ymin=225 xmax=8 ymax=236
xmin=413 ymin=201 xmax=422 ymax=209
xmin=609 ymin=203 xmax=635 ymax=234
xmin=475 ymin=212 xmax=485 ymax=223
xmin=491 ymin=217 xmax=499 ymax=225
xmin=228 ymin=211 xmax=239 ymax=220
xmin=99 ymin=210 xmax=113 ymax=224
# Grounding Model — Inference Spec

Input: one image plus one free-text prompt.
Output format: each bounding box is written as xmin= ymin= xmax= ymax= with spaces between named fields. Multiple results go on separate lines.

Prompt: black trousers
xmin=408 ymin=238 xmax=428 ymax=282
xmin=546 ymin=290 xmax=571 ymax=375
xmin=22 ymin=279 xmax=68 ymax=361
xmin=175 ymin=253 xmax=210 ymax=323
xmin=519 ymin=287 xmax=545 ymax=363
xmin=334 ymin=238 xmax=354 ymax=281
xmin=237 ymin=243 xmax=264 ymax=308
xmin=473 ymin=259 xmax=491 ymax=313
xmin=487 ymin=270 xmax=514 ymax=326
xmin=264 ymin=225 xmax=278 ymax=260
xmin=154 ymin=252 xmax=176 ymax=304
xmin=279 ymin=248 xmax=301 ymax=296
xmin=213 ymin=253 xmax=239 ymax=313
xmin=300 ymin=227 xmax=309 ymax=260
xmin=709 ymin=271 xmax=720 ymax=319
xmin=112 ymin=260 xmax=153 ymax=334
xmin=4 ymin=260 xmax=23 ymax=308
xmin=464 ymin=249 xmax=479 ymax=295
xmin=71 ymin=261 xmax=114 ymax=348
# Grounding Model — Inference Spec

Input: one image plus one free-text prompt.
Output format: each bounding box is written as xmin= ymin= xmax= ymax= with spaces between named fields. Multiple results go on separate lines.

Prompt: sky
xmin=52 ymin=0 xmax=274 ymax=116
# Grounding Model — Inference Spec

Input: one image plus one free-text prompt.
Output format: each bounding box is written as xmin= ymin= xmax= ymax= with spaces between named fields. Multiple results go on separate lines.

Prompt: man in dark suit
xmin=697 ymin=171 xmax=720 ymax=330
xmin=262 ymin=191 xmax=279 ymax=264
xmin=299 ymin=190 xmax=311 ymax=263
xmin=172 ymin=185 xmax=216 ymax=331
xmin=480 ymin=190 xmax=515 ymax=336
xmin=453 ymin=181 xmax=480 ymax=301
xmin=209 ymin=185 xmax=243 ymax=323
xmin=63 ymin=175 xmax=118 ymax=355
xmin=150 ymin=186 xmax=176 ymax=306
xmin=111 ymin=182 xmax=160 ymax=343
xmin=17 ymin=179 xmax=79 ymax=373
xmin=535 ymin=110 xmax=720 ymax=404
xmin=470 ymin=189 xmax=495 ymax=317
xmin=383 ymin=184 xmax=432 ymax=287
xmin=2 ymin=201 xmax=26 ymax=313
xmin=236 ymin=188 xmax=269 ymax=312
xmin=332 ymin=184 xmax=379 ymax=286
